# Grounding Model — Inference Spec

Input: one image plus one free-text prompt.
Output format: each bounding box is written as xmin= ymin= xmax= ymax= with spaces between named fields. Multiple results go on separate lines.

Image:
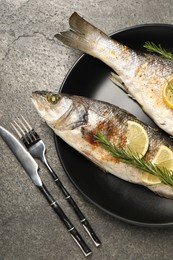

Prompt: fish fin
xmin=69 ymin=12 xmax=101 ymax=35
xmin=55 ymin=12 xmax=107 ymax=56
xmin=109 ymin=72 xmax=127 ymax=92
xmin=110 ymin=72 xmax=135 ymax=99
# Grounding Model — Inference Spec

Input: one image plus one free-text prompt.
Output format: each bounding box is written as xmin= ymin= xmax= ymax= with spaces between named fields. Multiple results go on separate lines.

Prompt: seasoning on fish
xmin=32 ymin=91 xmax=173 ymax=199
xmin=55 ymin=12 xmax=173 ymax=136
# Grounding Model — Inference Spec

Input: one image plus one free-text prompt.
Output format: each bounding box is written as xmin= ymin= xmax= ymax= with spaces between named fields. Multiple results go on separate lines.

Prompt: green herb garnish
xmin=144 ymin=41 xmax=173 ymax=61
xmin=94 ymin=133 xmax=173 ymax=188
xmin=168 ymin=80 xmax=173 ymax=94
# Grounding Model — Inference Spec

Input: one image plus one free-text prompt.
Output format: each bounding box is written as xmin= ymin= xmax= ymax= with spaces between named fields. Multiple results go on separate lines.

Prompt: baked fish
xmin=55 ymin=12 xmax=173 ymax=136
xmin=32 ymin=91 xmax=173 ymax=199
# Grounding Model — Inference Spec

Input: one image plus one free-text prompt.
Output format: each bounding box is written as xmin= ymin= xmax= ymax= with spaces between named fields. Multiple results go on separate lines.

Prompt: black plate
xmin=54 ymin=24 xmax=173 ymax=227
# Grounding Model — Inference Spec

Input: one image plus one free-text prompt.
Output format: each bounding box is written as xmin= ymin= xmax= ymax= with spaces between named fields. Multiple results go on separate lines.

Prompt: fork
xmin=12 ymin=116 xmax=101 ymax=247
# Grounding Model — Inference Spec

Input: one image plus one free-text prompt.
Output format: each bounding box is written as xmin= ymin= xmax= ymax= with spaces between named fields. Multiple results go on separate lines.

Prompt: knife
xmin=0 ymin=126 xmax=92 ymax=257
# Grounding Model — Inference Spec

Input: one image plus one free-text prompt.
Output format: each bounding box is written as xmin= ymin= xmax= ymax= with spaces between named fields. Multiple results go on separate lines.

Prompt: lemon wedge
xmin=142 ymin=145 xmax=173 ymax=185
xmin=152 ymin=145 xmax=173 ymax=170
xmin=162 ymin=76 xmax=173 ymax=110
xmin=126 ymin=120 xmax=149 ymax=158
xmin=142 ymin=173 xmax=161 ymax=185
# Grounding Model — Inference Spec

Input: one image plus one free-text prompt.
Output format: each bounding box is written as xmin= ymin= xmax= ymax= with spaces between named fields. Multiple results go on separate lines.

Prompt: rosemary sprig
xmin=144 ymin=41 xmax=173 ymax=60
xmin=168 ymin=80 xmax=173 ymax=94
xmin=94 ymin=133 xmax=173 ymax=188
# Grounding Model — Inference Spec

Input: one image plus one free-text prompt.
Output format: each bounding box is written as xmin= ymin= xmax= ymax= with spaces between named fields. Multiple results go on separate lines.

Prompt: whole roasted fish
xmin=55 ymin=12 xmax=173 ymax=136
xmin=32 ymin=91 xmax=173 ymax=199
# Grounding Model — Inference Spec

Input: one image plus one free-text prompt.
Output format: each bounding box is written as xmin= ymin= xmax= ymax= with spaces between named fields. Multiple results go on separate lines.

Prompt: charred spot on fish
xmin=91 ymin=120 xmax=127 ymax=149
xmin=46 ymin=93 xmax=60 ymax=104
xmin=81 ymin=127 xmax=121 ymax=163
xmin=81 ymin=127 xmax=98 ymax=146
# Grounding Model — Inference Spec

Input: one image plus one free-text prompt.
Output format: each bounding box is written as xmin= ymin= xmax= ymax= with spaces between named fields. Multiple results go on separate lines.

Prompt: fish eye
xmin=46 ymin=94 xmax=60 ymax=104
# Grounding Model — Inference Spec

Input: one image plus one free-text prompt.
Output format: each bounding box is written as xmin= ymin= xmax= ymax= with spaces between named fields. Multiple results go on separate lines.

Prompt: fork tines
xmin=11 ymin=116 xmax=40 ymax=147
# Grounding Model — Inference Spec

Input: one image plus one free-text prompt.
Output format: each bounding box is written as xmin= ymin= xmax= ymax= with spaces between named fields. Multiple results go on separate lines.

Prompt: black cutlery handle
xmin=43 ymin=157 xmax=101 ymax=246
xmin=81 ymin=219 xmax=101 ymax=247
xmin=62 ymin=188 xmax=101 ymax=247
xmin=39 ymin=183 xmax=92 ymax=257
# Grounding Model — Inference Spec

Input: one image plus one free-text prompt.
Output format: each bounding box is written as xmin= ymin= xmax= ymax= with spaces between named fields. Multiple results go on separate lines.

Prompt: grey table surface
xmin=0 ymin=0 xmax=173 ymax=259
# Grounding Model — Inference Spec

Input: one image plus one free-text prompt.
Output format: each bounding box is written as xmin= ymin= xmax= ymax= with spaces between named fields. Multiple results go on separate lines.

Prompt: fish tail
xmin=55 ymin=12 xmax=108 ymax=57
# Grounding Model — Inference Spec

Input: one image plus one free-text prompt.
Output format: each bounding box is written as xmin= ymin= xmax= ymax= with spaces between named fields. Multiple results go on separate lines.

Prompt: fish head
xmin=32 ymin=91 xmax=73 ymax=125
xmin=32 ymin=91 xmax=88 ymax=131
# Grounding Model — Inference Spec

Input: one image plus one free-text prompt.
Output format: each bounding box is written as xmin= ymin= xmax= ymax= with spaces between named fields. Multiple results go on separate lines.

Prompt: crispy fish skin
xmin=55 ymin=12 xmax=173 ymax=136
xmin=32 ymin=91 xmax=173 ymax=199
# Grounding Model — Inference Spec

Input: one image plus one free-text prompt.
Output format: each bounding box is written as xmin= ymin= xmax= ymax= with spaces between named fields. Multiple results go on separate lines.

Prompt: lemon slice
xmin=162 ymin=76 xmax=173 ymax=110
xmin=126 ymin=120 xmax=149 ymax=158
xmin=142 ymin=173 xmax=161 ymax=185
xmin=142 ymin=145 xmax=173 ymax=185
xmin=152 ymin=145 xmax=173 ymax=170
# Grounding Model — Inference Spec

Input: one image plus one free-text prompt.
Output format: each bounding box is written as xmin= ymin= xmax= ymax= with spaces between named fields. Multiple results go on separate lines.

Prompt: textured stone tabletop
xmin=0 ymin=1 xmax=173 ymax=259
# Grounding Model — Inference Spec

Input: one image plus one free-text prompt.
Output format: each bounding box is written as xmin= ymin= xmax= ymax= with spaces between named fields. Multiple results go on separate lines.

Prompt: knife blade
xmin=0 ymin=125 xmax=42 ymax=186
xmin=0 ymin=126 xmax=92 ymax=257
